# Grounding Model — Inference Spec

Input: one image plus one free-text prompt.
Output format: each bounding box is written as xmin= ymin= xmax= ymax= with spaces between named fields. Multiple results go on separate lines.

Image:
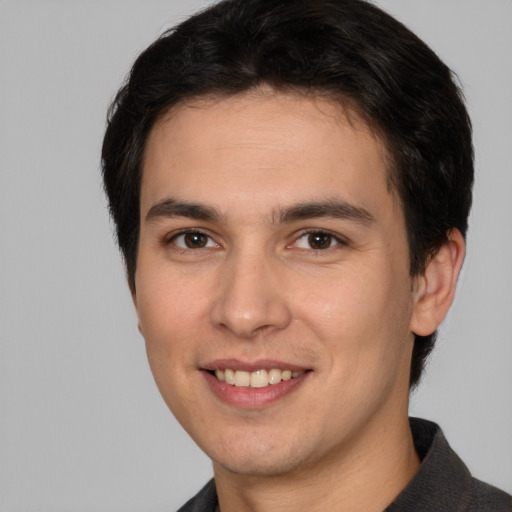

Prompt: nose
xmin=210 ymin=250 xmax=292 ymax=339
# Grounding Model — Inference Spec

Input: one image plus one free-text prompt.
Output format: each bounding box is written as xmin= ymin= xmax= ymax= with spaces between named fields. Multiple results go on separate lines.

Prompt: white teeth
xmin=234 ymin=370 xmax=250 ymax=387
xmin=224 ymin=369 xmax=235 ymax=385
xmin=282 ymin=370 xmax=292 ymax=381
xmin=215 ymin=368 xmax=305 ymax=387
xmin=268 ymin=368 xmax=282 ymax=385
xmin=250 ymin=369 xmax=268 ymax=388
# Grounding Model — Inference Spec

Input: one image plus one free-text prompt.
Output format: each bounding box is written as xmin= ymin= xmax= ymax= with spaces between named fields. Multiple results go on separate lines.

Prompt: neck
xmin=213 ymin=412 xmax=420 ymax=512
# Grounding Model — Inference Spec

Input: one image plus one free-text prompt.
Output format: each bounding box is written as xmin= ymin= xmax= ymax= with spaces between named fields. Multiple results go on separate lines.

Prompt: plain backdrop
xmin=1 ymin=1 xmax=511 ymax=510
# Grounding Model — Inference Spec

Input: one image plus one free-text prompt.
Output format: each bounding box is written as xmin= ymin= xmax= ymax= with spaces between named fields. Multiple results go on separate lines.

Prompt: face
xmin=135 ymin=90 xmax=420 ymax=478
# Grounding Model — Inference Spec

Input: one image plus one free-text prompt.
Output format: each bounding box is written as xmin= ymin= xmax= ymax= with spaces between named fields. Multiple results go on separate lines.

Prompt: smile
xmin=214 ymin=368 xmax=305 ymax=388
xmin=203 ymin=360 xmax=311 ymax=408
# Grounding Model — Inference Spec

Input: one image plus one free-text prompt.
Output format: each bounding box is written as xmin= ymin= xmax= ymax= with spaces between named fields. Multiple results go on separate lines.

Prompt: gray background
xmin=1 ymin=1 xmax=510 ymax=510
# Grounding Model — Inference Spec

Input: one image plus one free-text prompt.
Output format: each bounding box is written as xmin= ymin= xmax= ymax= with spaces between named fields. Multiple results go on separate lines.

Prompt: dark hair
xmin=102 ymin=0 xmax=473 ymax=388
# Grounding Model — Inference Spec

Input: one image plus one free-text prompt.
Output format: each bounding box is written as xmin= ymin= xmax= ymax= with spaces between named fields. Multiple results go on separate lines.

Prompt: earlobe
xmin=410 ymin=229 xmax=466 ymax=336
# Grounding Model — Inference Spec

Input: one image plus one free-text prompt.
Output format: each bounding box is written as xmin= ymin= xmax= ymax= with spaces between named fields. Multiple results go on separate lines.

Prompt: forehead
xmin=141 ymin=90 xmax=395 ymax=220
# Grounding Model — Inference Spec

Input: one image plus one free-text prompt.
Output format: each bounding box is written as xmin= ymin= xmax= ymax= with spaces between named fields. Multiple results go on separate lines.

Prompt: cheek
xmin=296 ymin=269 xmax=388 ymax=333
xmin=135 ymin=269 xmax=208 ymax=361
xmin=136 ymin=246 xmax=207 ymax=316
xmin=134 ymin=272 xmax=209 ymax=415
xmin=294 ymin=263 xmax=413 ymax=367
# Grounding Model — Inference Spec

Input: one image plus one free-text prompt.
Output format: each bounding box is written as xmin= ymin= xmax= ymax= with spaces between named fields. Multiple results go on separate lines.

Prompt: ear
xmin=410 ymin=229 xmax=466 ymax=336
xmin=131 ymin=287 xmax=144 ymax=335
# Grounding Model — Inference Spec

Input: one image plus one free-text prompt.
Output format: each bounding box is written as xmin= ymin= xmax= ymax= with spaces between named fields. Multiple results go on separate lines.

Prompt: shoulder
xmin=386 ymin=418 xmax=511 ymax=512
xmin=467 ymin=478 xmax=512 ymax=512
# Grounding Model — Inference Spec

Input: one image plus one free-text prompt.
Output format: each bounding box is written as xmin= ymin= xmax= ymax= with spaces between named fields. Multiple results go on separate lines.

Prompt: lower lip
xmin=202 ymin=371 xmax=309 ymax=409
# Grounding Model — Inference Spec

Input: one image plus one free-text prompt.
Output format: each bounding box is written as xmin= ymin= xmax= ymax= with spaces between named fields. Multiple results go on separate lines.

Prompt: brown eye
xmin=293 ymin=231 xmax=343 ymax=251
xmin=307 ymin=232 xmax=333 ymax=249
xmin=184 ymin=232 xmax=208 ymax=248
xmin=172 ymin=231 xmax=216 ymax=249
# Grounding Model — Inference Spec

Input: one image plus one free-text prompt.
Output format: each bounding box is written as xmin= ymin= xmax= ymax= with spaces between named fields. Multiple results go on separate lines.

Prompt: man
xmin=101 ymin=0 xmax=512 ymax=510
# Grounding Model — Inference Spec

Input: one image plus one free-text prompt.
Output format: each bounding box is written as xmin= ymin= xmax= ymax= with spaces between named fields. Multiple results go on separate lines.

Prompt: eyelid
xmin=163 ymin=228 xmax=220 ymax=249
xmin=290 ymin=228 xmax=349 ymax=250
xmin=160 ymin=227 xmax=348 ymax=251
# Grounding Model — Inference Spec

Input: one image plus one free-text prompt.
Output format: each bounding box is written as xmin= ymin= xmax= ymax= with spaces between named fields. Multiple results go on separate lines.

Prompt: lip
xmin=201 ymin=359 xmax=311 ymax=409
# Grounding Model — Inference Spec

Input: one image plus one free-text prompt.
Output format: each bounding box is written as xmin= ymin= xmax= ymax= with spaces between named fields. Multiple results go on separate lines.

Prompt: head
xmin=102 ymin=0 xmax=472 ymax=393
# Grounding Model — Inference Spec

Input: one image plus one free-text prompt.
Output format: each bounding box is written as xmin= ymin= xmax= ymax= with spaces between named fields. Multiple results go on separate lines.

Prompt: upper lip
xmin=202 ymin=358 xmax=310 ymax=373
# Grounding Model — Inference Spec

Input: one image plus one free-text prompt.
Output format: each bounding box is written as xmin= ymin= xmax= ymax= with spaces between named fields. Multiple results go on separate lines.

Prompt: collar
xmin=385 ymin=417 xmax=474 ymax=511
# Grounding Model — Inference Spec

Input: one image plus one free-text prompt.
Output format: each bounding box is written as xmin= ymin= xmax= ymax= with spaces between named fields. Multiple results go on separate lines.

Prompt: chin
xmin=213 ymin=451 xmax=305 ymax=478
xmin=205 ymin=429 xmax=318 ymax=478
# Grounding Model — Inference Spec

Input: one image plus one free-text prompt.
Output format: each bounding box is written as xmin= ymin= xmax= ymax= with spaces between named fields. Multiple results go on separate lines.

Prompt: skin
xmin=134 ymin=89 xmax=465 ymax=512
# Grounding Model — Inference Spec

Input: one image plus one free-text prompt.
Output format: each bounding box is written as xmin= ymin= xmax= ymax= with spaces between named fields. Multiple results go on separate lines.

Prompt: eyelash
xmin=163 ymin=228 xmax=348 ymax=252
xmin=164 ymin=229 xmax=219 ymax=251
xmin=292 ymin=229 xmax=348 ymax=251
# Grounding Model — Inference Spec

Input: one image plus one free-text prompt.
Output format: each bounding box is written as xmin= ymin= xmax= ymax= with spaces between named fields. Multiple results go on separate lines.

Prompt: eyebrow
xmin=145 ymin=198 xmax=220 ymax=222
xmin=145 ymin=197 xmax=374 ymax=226
xmin=278 ymin=199 xmax=375 ymax=226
